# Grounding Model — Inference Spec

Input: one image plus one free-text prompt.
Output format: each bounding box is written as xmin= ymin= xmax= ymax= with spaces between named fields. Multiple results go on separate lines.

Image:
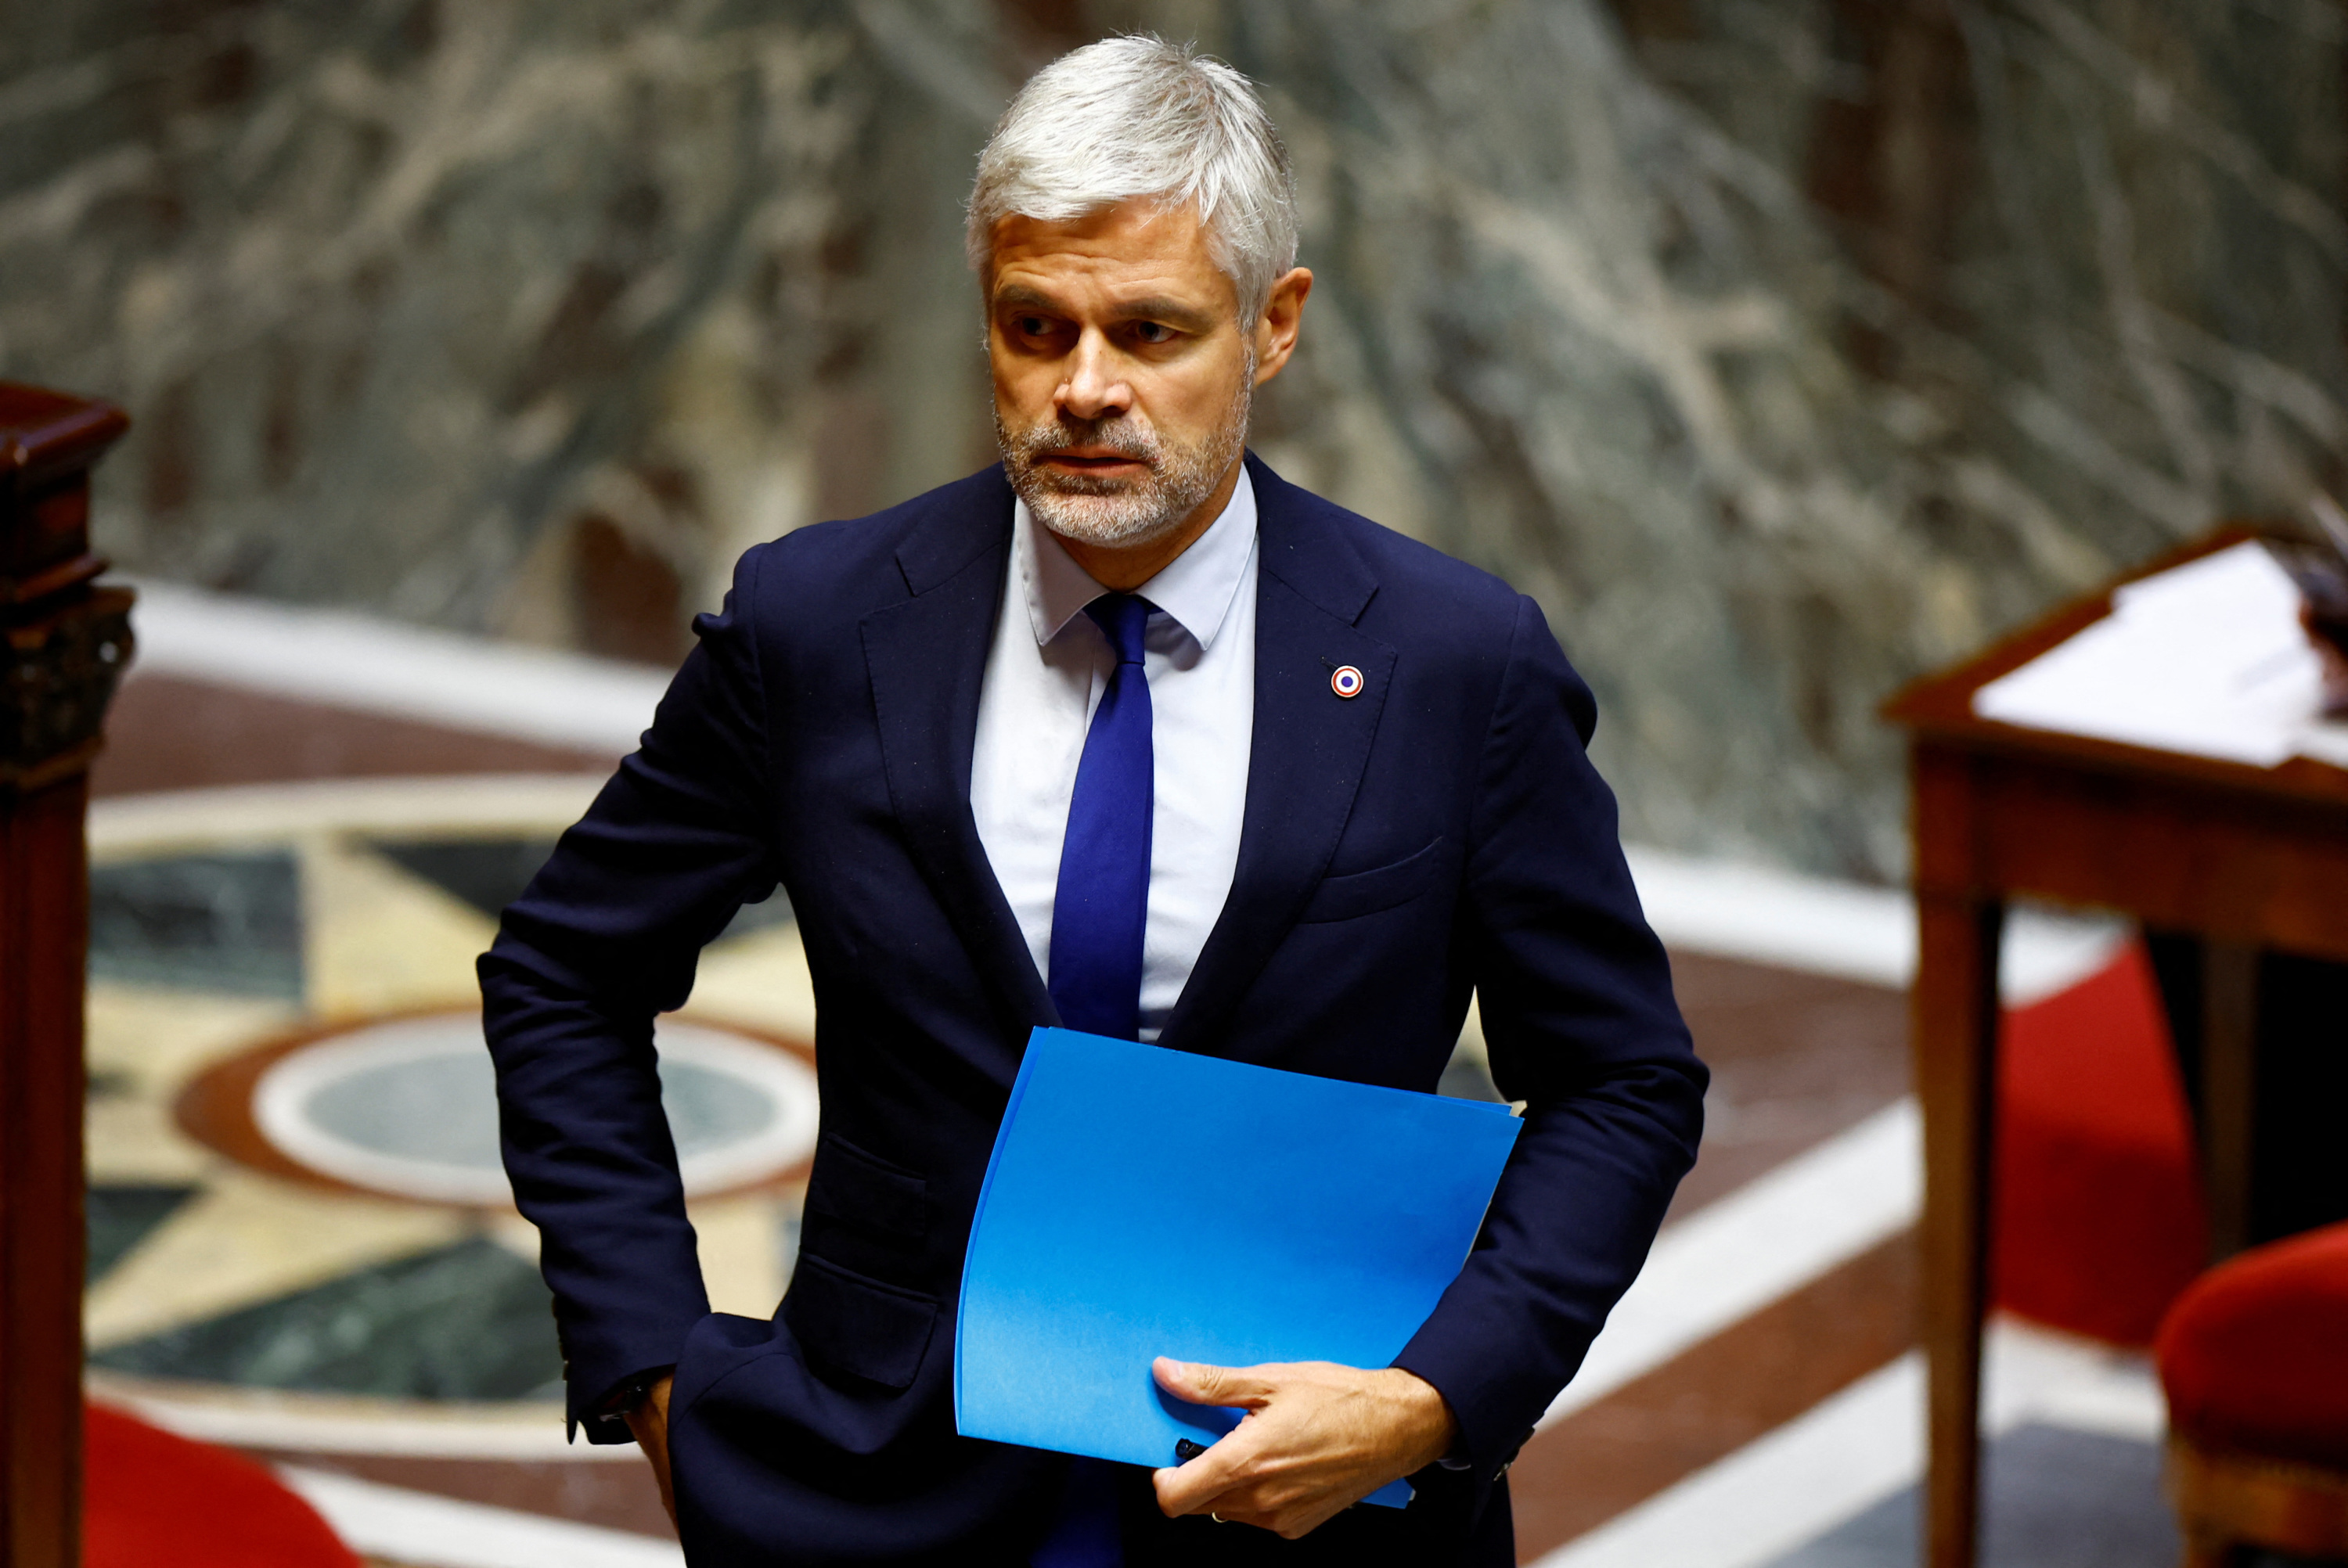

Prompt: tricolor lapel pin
xmin=1330 ymin=664 xmax=1364 ymax=699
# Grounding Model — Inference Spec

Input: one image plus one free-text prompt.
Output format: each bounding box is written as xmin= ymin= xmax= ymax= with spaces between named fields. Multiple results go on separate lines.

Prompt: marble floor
xmin=81 ymin=584 xmax=2227 ymax=1566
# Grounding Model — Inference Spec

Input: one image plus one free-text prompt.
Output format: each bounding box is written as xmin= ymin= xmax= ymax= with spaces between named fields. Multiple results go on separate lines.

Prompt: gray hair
xmin=966 ymin=36 xmax=1298 ymax=324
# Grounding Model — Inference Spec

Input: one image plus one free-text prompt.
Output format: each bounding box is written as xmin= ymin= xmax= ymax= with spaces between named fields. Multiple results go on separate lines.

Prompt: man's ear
xmin=1251 ymin=268 xmax=1314 ymax=387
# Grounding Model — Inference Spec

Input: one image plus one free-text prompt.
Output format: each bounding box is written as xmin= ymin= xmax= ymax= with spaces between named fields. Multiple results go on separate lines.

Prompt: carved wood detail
xmin=0 ymin=381 xmax=132 ymax=1568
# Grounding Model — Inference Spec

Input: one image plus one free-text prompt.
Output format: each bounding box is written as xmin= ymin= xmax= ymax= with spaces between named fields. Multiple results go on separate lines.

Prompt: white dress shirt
xmin=969 ymin=469 xmax=1259 ymax=1043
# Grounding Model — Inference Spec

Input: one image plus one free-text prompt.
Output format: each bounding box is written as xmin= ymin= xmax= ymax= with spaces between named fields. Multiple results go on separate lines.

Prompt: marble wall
xmin=4 ymin=1 xmax=2342 ymax=876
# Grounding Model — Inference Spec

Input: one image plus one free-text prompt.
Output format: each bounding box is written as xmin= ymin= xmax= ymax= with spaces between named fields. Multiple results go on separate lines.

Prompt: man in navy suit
xmin=482 ymin=35 xmax=1705 ymax=1566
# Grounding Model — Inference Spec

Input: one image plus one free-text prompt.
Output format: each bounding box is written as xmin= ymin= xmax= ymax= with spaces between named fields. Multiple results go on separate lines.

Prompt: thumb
xmin=1152 ymin=1356 xmax=1273 ymax=1409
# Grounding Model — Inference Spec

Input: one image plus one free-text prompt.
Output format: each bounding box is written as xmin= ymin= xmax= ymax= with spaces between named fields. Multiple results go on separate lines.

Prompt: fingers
xmin=1147 ymin=1358 xmax=1281 ymax=1519
xmin=1151 ymin=1416 xmax=1266 ymax=1517
xmin=1149 ymin=1416 xmax=1343 ymax=1535
xmin=1151 ymin=1356 xmax=1276 ymax=1409
xmin=1148 ymin=1361 xmax=1435 ymax=1539
xmin=623 ymin=1376 xmax=678 ymax=1529
xmin=1151 ymin=1458 xmax=1349 ymax=1541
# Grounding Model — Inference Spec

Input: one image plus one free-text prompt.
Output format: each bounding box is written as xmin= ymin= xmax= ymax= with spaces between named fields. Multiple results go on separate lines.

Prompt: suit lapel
xmin=1158 ymin=456 xmax=1392 ymax=1058
xmin=859 ymin=473 xmax=1059 ymax=1035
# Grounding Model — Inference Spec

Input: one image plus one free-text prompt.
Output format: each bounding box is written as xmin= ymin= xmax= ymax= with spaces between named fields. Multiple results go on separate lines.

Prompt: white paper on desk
xmin=2303 ymin=720 xmax=2348 ymax=769
xmin=1973 ymin=541 xmax=2332 ymax=768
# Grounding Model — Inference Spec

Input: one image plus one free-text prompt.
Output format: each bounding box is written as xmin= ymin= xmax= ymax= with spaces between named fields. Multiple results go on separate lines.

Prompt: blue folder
xmin=955 ymin=1027 xmax=1522 ymax=1510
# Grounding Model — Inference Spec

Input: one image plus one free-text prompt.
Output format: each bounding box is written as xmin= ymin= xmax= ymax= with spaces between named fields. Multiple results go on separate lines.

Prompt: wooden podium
xmin=0 ymin=385 xmax=134 ymax=1568
xmin=1884 ymin=530 xmax=2348 ymax=1568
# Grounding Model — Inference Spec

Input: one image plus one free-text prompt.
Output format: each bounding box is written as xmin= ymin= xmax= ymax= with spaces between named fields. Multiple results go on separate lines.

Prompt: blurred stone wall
xmin=3 ymin=0 xmax=2342 ymax=877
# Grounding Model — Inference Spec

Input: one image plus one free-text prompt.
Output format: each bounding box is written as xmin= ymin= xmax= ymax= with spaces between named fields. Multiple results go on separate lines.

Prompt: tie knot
xmin=1085 ymin=593 xmax=1152 ymax=667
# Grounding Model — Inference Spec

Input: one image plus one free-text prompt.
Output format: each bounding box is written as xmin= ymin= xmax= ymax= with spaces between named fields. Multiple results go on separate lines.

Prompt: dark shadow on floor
xmin=1763 ymin=1424 xmax=2176 ymax=1568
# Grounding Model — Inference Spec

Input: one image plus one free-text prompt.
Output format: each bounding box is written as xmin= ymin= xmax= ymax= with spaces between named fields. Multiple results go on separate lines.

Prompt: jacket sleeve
xmin=477 ymin=545 xmax=784 ymax=1440
xmin=1391 ymin=594 xmax=1708 ymax=1485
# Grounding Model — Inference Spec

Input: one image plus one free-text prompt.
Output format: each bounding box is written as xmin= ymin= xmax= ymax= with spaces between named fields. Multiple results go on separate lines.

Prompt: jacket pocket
xmin=1297 ymin=836 xmax=1445 ymax=924
xmin=780 ymin=1253 xmax=940 ymax=1392
xmin=798 ymin=1131 xmax=931 ymax=1289
xmin=802 ymin=1132 xmax=930 ymax=1241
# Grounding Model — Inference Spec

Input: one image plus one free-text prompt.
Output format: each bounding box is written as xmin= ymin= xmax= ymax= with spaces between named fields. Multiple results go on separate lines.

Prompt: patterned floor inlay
xmin=95 ymin=1237 xmax=567 ymax=1400
xmin=372 ymin=836 xmax=794 ymax=942
xmin=254 ymin=1451 xmax=672 ymax=1542
xmin=365 ymin=838 xmax=565 ymax=922
xmin=86 ymin=1185 xmax=202 ymax=1283
xmin=90 ymin=850 xmax=306 ymax=999
xmin=276 ymin=1466 xmax=682 ymax=1567
xmin=176 ymin=1011 xmax=817 ymax=1207
xmin=83 ymin=776 xmax=816 ymax=1505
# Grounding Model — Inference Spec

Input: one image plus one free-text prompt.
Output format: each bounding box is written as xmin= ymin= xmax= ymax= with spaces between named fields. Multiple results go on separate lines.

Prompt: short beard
xmin=995 ymin=366 xmax=1252 ymax=551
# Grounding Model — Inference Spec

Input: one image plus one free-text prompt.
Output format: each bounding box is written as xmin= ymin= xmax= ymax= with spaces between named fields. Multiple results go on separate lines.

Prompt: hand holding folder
xmin=956 ymin=1028 xmax=1522 ymax=1512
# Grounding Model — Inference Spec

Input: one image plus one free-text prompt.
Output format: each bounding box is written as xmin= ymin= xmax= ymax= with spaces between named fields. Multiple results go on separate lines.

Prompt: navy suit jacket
xmin=481 ymin=455 xmax=1706 ymax=1566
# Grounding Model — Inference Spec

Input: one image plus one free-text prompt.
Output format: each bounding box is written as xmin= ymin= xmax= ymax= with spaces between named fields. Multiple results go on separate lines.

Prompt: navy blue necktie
xmin=1035 ymin=594 xmax=1152 ymax=1567
xmin=1047 ymin=593 xmax=1154 ymax=1041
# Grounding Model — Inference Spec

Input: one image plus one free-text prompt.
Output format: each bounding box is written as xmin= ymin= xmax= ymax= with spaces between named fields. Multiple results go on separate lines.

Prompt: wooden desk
xmin=1883 ymin=529 xmax=2348 ymax=1568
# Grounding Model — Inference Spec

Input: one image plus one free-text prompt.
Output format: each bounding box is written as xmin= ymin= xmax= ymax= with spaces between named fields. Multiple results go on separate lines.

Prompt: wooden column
xmin=0 ymin=384 xmax=134 ymax=1568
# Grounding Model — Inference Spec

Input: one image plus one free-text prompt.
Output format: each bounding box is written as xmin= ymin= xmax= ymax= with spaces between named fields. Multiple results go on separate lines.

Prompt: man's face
xmin=985 ymin=200 xmax=1253 ymax=550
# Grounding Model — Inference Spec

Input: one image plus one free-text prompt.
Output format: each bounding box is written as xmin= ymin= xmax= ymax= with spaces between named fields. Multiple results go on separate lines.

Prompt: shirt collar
xmin=1017 ymin=465 xmax=1259 ymax=649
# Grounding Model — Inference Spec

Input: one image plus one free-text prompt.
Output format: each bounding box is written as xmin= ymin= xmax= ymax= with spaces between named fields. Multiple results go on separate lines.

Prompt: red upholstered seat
xmin=2158 ymin=1221 xmax=2348 ymax=1473
xmin=85 ymin=1403 xmax=360 ymax=1568
xmin=1991 ymin=940 xmax=2209 ymax=1345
